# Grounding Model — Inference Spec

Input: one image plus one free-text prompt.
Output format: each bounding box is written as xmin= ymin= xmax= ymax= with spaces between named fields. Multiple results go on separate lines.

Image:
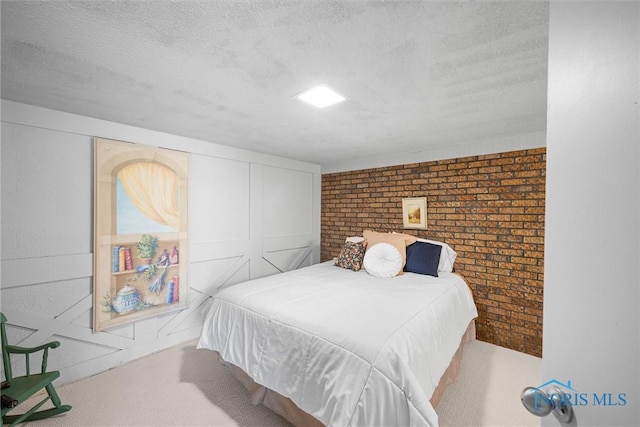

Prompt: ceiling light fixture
xmin=296 ymin=85 xmax=346 ymax=108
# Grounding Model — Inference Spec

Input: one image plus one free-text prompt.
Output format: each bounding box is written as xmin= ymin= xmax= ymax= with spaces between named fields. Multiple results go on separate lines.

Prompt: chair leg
xmin=2 ymin=394 xmax=51 ymax=427
xmin=3 ymin=405 xmax=72 ymax=426
xmin=45 ymin=383 xmax=62 ymax=407
xmin=2 ymin=385 xmax=71 ymax=426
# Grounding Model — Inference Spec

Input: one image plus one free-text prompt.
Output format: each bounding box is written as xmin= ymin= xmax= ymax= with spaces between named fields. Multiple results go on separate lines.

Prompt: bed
xmin=197 ymin=234 xmax=478 ymax=426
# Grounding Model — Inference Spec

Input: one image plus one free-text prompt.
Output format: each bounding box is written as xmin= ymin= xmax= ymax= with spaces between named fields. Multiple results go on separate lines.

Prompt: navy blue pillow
xmin=404 ymin=241 xmax=442 ymax=277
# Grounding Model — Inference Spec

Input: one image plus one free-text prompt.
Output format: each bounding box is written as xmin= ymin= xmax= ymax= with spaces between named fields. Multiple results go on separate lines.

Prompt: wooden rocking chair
xmin=1 ymin=313 xmax=71 ymax=426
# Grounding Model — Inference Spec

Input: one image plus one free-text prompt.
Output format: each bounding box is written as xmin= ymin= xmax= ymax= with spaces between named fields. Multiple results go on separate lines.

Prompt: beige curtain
xmin=118 ymin=162 xmax=180 ymax=231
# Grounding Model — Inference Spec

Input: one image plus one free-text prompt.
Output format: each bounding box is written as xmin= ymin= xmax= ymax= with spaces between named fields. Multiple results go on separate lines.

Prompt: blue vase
xmin=112 ymin=285 xmax=141 ymax=314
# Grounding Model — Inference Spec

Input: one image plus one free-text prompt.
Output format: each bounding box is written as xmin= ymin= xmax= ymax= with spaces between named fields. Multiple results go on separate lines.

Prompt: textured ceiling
xmin=1 ymin=1 xmax=549 ymax=168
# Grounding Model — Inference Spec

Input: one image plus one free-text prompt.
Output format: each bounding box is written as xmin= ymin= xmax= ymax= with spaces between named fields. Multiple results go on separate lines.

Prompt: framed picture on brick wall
xmin=402 ymin=197 xmax=427 ymax=229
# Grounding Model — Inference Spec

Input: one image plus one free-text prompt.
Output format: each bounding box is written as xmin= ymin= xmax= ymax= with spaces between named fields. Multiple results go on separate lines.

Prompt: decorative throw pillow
xmin=334 ymin=241 xmax=367 ymax=271
xmin=404 ymin=241 xmax=442 ymax=277
xmin=363 ymin=243 xmax=403 ymax=278
xmin=362 ymin=230 xmax=417 ymax=272
xmin=416 ymin=238 xmax=457 ymax=272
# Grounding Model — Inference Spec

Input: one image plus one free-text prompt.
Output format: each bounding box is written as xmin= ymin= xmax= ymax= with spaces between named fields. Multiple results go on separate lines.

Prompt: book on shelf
xmin=118 ymin=247 xmax=125 ymax=272
xmin=172 ymin=275 xmax=179 ymax=303
xmin=113 ymin=246 xmax=135 ymax=273
xmin=112 ymin=246 xmax=120 ymax=272
xmin=166 ymin=280 xmax=175 ymax=305
xmin=124 ymin=247 xmax=133 ymax=271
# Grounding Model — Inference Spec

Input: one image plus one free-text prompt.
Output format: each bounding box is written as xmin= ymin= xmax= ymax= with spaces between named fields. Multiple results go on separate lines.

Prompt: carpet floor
xmin=16 ymin=339 xmax=541 ymax=426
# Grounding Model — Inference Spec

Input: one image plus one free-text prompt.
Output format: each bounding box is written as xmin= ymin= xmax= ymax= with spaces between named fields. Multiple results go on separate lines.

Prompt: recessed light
xmin=296 ymin=85 xmax=346 ymax=108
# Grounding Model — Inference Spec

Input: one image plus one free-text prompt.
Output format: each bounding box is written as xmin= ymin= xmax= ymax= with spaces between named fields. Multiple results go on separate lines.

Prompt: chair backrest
xmin=1 ymin=312 xmax=14 ymax=382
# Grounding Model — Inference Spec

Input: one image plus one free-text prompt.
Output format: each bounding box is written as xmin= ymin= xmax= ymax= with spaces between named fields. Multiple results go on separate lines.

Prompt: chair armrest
xmin=5 ymin=342 xmax=61 ymax=375
xmin=5 ymin=341 xmax=61 ymax=355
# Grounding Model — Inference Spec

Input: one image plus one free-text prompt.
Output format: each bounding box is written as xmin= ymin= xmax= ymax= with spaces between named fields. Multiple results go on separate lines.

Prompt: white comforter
xmin=197 ymin=261 xmax=478 ymax=426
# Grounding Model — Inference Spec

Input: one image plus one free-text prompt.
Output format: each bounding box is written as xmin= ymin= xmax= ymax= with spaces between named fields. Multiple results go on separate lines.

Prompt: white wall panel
xmin=189 ymin=256 xmax=249 ymax=295
xmin=259 ymin=166 xmax=317 ymax=275
xmin=0 ymin=101 xmax=320 ymax=386
xmin=0 ymin=277 xmax=90 ymax=316
xmin=1 ymin=123 xmax=93 ymax=259
xmin=262 ymin=166 xmax=313 ymax=237
xmin=1 ymin=254 xmax=92 ymax=288
xmin=190 ymin=154 xmax=250 ymax=243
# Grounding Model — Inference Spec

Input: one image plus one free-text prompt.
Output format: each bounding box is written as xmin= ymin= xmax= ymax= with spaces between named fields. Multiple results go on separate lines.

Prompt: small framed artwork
xmin=402 ymin=197 xmax=427 ymax=229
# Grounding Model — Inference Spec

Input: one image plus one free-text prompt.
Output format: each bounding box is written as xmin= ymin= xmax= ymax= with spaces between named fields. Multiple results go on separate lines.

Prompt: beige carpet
xmin=16 ymin=339 xmax=541 ymax=427
xmin=436 ymin=340 xmax=542 ymax=427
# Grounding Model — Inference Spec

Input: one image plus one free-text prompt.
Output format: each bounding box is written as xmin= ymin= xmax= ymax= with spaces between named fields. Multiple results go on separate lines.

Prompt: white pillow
xmin=363 ymin=243 xmax=403 ymax=278
xmin=345 ymin=236 xmax=365 ymax=244
xmin=416 ymin=238 xmax=457 ymax=272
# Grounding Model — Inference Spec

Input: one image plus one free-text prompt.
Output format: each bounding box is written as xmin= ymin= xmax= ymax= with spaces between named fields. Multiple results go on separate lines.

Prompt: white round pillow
xmin=363 ymin=242 xmax=403 ymax=278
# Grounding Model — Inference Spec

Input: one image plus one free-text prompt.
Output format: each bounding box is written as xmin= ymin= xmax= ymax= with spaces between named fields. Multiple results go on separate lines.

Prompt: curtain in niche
xmin=118 ymin=161 xmax=180 ymax=231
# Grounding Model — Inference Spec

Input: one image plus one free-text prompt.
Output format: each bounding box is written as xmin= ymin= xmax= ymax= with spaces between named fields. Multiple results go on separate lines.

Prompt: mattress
xmin=197 ymin=260 xmax=478 ymax=426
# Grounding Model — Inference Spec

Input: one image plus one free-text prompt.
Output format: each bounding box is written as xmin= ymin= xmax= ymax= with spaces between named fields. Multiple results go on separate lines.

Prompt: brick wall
xmin=321 ymin=148 xmax=545 ymax=357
